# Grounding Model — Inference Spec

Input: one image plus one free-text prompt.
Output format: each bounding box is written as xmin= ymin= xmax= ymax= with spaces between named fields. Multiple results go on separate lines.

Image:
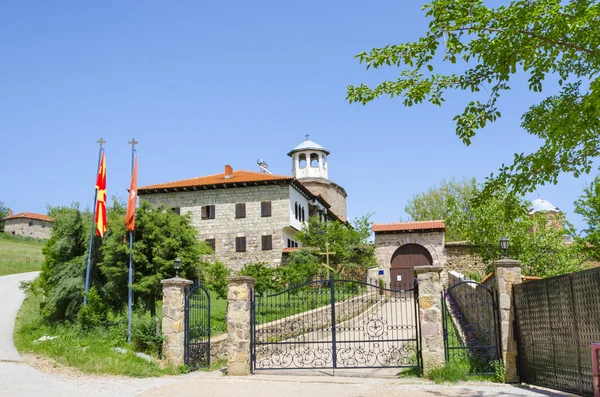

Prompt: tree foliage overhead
xmin=348 ymin=0 xmax=600 ymax=194
xmin=404 ymin=176 xmax=477 ymax=241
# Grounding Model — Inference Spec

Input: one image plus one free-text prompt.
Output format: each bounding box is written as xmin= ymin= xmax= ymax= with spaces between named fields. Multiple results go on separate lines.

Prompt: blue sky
xmin=0 ymin=1 xmax=595 ymax=233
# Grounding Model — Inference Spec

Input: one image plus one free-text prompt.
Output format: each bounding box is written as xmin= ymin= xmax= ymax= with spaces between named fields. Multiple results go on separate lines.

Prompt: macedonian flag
xmin=95 ymin=151 xmax=107 ymax=237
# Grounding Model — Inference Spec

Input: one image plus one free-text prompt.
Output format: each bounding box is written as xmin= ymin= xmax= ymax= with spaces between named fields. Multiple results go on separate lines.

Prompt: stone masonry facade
xmin=4 ymin=218 xmax=52 ymax=239
xmin=298 ymin=177 xmax=347 ymax=221
xmin=375 ymin=230 xmax=446 ymax=270
xmin=142 ymin=185 xmax=291 ymax=271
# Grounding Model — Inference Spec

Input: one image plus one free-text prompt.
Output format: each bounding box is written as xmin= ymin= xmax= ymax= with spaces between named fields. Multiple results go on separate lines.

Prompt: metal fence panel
xmin=514 ymin=267 xmax=600 ymax=396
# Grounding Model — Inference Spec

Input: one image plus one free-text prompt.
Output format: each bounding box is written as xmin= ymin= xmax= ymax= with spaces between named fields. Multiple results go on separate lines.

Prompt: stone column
xmin=161 ymin=277 xmax=193 ymax=366
xmin=415 ymin=265 xmax=445 ymax=376
xmin=227 ymin=276 xmax=255 ymax=376
xmin=493 ymin=258 xmax=522 ymax=383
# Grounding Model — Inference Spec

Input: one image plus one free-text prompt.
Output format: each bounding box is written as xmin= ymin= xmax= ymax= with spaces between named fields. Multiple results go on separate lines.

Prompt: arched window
xmin=295 ymin=202 xmax=298 ymax=220
xmin=301 ymin=207 xmax=306 ymax=222
xmin=310 ymin=153 xmax=319 ymax=167
xmin=299 ymin=154 xmax=307 ymax=168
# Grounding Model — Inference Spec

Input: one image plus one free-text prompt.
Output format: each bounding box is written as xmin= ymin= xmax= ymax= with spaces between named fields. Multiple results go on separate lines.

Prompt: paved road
xmin=0 ymin=272 xmax=576 ymax=397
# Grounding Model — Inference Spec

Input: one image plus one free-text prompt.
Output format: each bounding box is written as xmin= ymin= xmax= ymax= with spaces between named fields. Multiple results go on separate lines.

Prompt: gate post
xmin=226 ymin=276 xmax=255 ymax=376
xmin=492 ymin=258 xmax=522 ymax=383
xmin=415 ymin=265 xmax=445 ymax=376
xmin=161 ymin=276 xmax=193 ymax=366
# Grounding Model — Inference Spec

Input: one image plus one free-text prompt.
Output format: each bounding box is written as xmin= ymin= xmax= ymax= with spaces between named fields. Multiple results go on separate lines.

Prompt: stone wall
xmin=255 ymin=291 xmax=378 ymax=343
xmin=142 ymin=185 xmax=291 ymax=271
xmin=444 ymin=242 xmax=487 ymax=277
xmin=447 ymin=271 xmax=497 ymax=347
xmin=298 ymin=177 xmax=347 ymax=221
xmin=4 ymin=218 xmax=52 ymax=239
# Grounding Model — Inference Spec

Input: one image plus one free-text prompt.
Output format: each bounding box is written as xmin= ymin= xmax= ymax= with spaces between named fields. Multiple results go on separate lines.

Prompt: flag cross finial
xmin=97 ymin=137 xmax=106 ymax=149
xmin=128 ymin=138 xmax=139 ymax=150
xmin=305 ymin=133 xmax=310 ymax=141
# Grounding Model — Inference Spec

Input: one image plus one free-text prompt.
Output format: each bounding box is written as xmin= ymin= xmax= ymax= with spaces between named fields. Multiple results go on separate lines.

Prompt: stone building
xmin=3 ymin=211 xmax=54 ymax=239
xmin=138 ymin=138 xmax=346 ymax=271
xmin=372 ymin=221 xmax=446 ymax=288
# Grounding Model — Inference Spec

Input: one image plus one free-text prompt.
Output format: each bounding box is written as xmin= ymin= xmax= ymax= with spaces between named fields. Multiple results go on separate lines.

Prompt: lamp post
xmin=499 ymin=236 xmax=509 ymax=258
xmin=173 ymin=257 xmax=181 ymax=278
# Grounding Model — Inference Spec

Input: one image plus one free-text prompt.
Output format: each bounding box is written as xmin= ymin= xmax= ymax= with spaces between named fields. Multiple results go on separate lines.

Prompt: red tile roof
xmin=282 ymin=247 xmax=301 ymax=253
xmin=138 ymin=167 xmax=343 ymax=222
xmin=372 ymin=220 xmax=445 ymax=233
xmin=3 ymin=212 xmax=54 ymax=222
xmin=139 ymin=170 xmax=293 ymax=192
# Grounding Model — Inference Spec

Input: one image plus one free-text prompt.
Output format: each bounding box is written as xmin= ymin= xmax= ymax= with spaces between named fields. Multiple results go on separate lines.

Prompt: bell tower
xmin=288 ymin=136 xmax=348 ymax=221
xmin=289 ymin=135 xmax=329 ymax=179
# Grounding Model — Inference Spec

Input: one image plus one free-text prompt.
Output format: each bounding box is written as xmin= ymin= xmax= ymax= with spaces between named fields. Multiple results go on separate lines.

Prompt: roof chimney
xmin=8 ymin=210 xmax=13 ymax=217
xmin=224 ymin=165 xmax=233 ymax=179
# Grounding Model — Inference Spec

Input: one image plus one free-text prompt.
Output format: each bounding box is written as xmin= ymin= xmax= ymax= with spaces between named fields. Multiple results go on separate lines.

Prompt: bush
xmin=203 ymin=261 xmax=231 ymax=300
xmin=427 ymin=364 xmax=468 ymax=383
xmin=282 ymin=249 xmax=324 ymax=285
xmin=131 ymin=311 xmax=163 ymax=356
xmin=77 ymin=287 xmax=108 ymax=330
xmin=239 ymin=263 xmax=279 ymax=294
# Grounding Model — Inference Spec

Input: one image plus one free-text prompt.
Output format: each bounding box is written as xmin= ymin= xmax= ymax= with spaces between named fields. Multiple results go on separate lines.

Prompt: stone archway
xmin=390 ymin=244 xmax=433 ymax=289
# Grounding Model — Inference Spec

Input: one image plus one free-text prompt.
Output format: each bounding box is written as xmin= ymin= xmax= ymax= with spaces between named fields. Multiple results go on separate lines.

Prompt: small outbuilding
xmin=372 ymin=220 xmax=446 ymax=288
xmin=3 ymin=212 xmax=54 ymax=239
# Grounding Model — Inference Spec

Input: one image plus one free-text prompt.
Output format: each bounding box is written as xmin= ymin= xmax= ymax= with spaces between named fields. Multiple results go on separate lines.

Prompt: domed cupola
xmin=288 ymin=136 xmax=330 ymax=180
xmin=287 ymin=136 xmax=348 ymax=221
xmin=529 ymin=198 xmax=560 ymax=215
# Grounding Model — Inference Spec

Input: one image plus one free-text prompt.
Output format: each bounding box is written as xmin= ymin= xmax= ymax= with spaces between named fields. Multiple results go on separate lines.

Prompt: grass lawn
xmin=0 ymin=236 xmax=45 ymax=276
xmin=209 ymin=291 xmax=227 ymax=335
xmin=14 ymin=292 xmax=181 ymax=377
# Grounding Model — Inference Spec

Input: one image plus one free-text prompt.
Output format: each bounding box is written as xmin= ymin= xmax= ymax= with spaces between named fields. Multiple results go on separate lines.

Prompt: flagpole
xmin=127 ymin=138 xmax=138 ymax=343
xmin=84 ymin=138 xmax=106 ymax=307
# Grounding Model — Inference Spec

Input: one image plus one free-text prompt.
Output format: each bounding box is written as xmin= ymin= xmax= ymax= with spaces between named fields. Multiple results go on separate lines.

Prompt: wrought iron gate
xmin=442 ymin=280 xmax=500 ymax=375
xmin=184 ymin=283 xmax=211 ymax=370
xmin=251 ymin=276 xmax=421 ymax=371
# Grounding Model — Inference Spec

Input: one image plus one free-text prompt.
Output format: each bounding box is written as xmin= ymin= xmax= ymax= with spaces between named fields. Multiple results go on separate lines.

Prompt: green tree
xmin=0 ymin=201 xmax=11 ymax=232
xmin=404 ymin=177 xmax=477 ymax=241
xmin=295 ymin=215 xmax=377 ymax=274
xmin=100 ymin=200 xmax=209 ymax=315
xmin=38 ymin=204 xmax=90 ymax=321
xmin=347 ymin=0 xmax=600 ymax=194
xmin=574 ymin=175 xmax=600 ymax=261
xmin=448 ymin=188 xmax=584 ymax=277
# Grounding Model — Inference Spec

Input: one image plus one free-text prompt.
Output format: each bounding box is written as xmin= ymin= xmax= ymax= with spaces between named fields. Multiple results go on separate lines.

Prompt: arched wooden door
xmin=390 ymin=244 xmax=433 ymax=289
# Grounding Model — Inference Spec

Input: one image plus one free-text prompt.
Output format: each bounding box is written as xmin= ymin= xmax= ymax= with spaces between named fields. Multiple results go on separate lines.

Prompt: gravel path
xmin=0 ymin=271 xmax=184 ymax=397
xmin=0 ymin=272 xmax=577 ymax=397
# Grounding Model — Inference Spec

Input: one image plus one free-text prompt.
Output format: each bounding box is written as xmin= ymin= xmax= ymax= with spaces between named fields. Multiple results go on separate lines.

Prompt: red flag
xmin=126 ymin=155 xmax=138 ymax=231
xmin=95 ymin=152 xmax=107 ymax=237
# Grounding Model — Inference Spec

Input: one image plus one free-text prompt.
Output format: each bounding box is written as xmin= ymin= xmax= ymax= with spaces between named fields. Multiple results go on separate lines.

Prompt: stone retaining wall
xmin=255 ymin=291 xmax=378 ymax=343
xmin=447 ymin=271 xmax=497 ymax=347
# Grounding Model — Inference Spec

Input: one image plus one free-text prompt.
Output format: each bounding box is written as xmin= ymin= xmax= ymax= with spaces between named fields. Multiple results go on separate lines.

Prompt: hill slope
xmin=0 ymin=235 xmax=44 ymax=276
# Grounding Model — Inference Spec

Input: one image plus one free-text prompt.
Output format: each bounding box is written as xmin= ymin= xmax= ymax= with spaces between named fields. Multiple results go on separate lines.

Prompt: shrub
xmin=281 ymin=249 xmax=324 ymax=285
xmin=77 ymin=287 xmax=108 ymax=330
xmin=239 ymin=263 xmax=279 ymax=294
xmin=131 ymin=311 xmax=163 ymax=356
xmin=203 ymin=261 xmax=231 ymax=300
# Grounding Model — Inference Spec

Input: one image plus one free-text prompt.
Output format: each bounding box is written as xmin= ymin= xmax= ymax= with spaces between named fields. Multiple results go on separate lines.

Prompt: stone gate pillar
xmin=161 ymin=277 xmax=193 ymax=366
xmin=226 ymin=276 xmax=255 ymax=376
xmin=493 ymin=258 xmax=522 ymax=383
xmin=415 ymin=265 xmax=445 ymax=376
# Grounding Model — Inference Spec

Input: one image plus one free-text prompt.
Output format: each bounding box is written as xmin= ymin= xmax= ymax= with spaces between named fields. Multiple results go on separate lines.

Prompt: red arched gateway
xmin=390 ymin=244 xmax=433 ymax=289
